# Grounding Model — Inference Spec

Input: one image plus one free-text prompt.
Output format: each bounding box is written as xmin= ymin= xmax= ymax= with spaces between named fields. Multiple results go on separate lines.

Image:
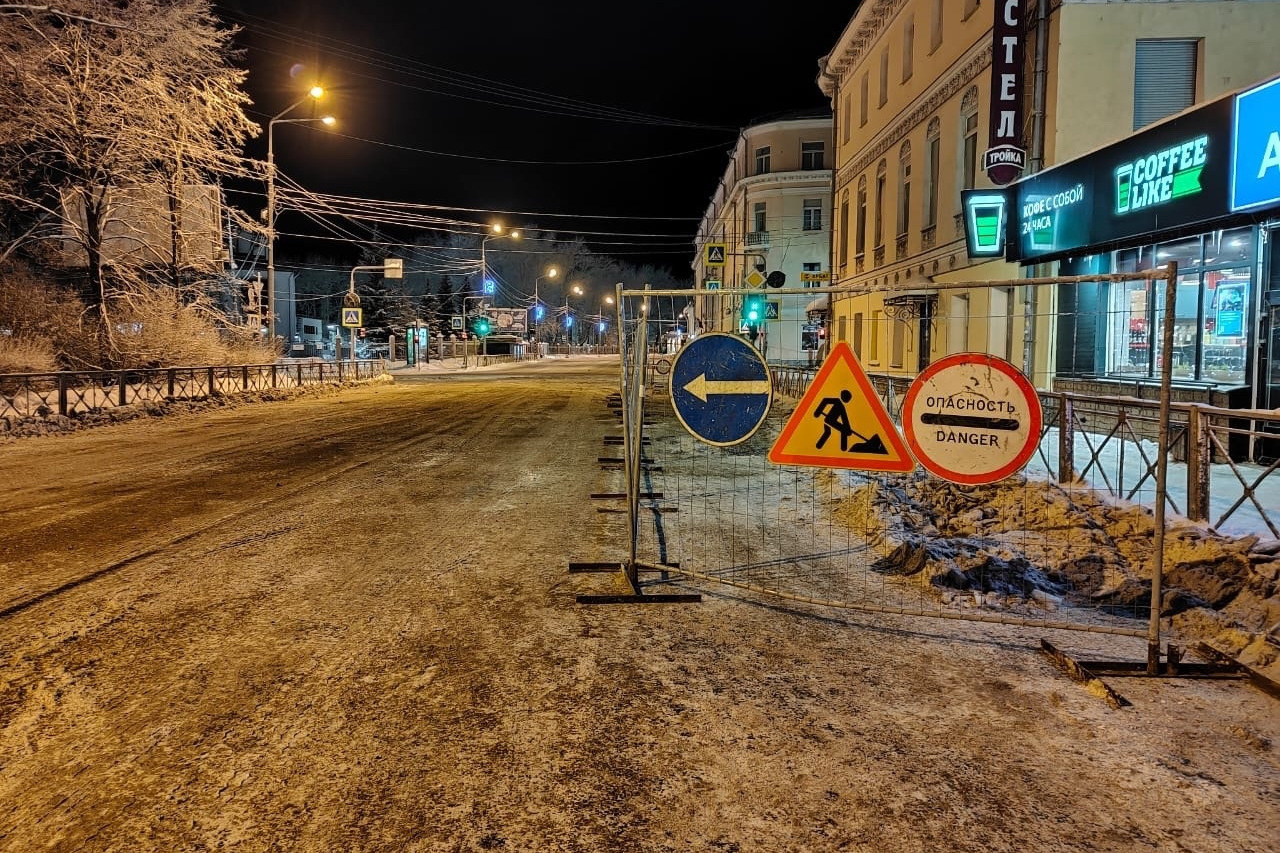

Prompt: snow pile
xmin=832 ymin=469 xmax=1280 ymax=678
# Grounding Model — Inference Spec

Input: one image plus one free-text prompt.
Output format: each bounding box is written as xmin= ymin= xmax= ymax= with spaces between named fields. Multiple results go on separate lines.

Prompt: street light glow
xmin=309 ymin=85 xmax=325 ymax=99
xmin=321 ymin=115 xmax=336 ymax=126
xmin=548 ymin=267 xmax=558 ymax=278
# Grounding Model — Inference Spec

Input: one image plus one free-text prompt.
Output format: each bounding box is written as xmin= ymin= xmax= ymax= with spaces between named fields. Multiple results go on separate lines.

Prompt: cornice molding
xmin=827 ymin=0 xmax=911 ymax=85
xmin=836 ymin=50 xmax=990 ymax=191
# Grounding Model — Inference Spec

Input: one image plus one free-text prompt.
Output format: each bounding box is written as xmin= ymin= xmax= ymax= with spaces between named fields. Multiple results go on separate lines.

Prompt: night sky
xmin=214 ymin=1 xmax=858 ymax=272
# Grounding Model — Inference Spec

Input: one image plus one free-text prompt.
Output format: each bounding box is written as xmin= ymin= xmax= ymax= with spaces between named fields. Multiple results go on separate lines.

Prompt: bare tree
xmin=0 ymin=0 xmax=257 ymax=356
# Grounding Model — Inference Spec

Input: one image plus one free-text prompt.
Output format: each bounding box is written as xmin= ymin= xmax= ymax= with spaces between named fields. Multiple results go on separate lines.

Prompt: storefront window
xmin=1098 ymin=227 xmax=1256 ymax=386
xmin=1107 ymin=280 xmax=1151 ymax=375
xmin=1202 ymin=267 xmax=1249 ymax=384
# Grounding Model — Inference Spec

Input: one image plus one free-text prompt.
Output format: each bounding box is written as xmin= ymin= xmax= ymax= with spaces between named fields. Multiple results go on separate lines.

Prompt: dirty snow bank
xmin=831 ymin=469 xmax=1280 ymax=680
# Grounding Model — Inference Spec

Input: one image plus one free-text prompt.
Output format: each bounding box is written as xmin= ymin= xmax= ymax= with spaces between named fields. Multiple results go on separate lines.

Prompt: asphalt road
xmin=0 ymin=362 xmax=1276 ymax=852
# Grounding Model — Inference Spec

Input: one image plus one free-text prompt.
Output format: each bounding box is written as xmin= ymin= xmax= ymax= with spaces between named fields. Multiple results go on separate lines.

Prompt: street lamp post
xmin=533 ymin=266 xmax=558 ymax=351
xmin=479 ymin=224 xmax=520 ymax=299
xmin=266 ymin=85 xmax=332 ymax=348
xmin=562 ymin=285 xmax=583 ymax=346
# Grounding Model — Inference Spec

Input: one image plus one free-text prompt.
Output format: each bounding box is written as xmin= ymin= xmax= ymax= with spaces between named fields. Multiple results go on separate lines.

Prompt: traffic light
xmin=742 ymin=294 xmax=765 ymax=324
xmin=472 ymin=316 xmax=491 ymax=336
xmin=358 ymin=327 xmax=366 ymax=339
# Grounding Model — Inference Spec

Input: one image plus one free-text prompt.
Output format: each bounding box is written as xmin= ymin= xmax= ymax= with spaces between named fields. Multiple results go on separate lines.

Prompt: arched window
xmin=960 ymin=86 xmax=979 ymax=193
xmin=874 ymin=160 xmax=887 ymax=248
xmin=897 ymin=140 xmax=912 ymax=237
xmin=924 ymin=117 xmax=941 ymax=229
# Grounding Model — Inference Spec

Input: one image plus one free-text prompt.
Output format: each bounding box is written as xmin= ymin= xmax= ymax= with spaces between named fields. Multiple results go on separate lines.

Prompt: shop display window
xmin=1099 ymin=228 xmax=1255 ymax=387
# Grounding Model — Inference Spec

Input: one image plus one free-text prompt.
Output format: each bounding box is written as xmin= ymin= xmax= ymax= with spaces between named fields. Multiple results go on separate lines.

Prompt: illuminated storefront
xmin=1005 ymin=78 xmax=1280 ymax=414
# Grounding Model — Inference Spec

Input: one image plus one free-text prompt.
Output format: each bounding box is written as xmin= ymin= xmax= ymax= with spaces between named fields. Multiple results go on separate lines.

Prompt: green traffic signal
xmin=742 ymin=295 xmax=764 ymax=323
xmin=472 ymin=317 xmax=491 ymax=336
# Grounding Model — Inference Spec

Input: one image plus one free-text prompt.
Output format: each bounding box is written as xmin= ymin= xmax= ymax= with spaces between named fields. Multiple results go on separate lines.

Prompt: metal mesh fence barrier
xmin=611 ymin=267 xmax=1232 ymax=641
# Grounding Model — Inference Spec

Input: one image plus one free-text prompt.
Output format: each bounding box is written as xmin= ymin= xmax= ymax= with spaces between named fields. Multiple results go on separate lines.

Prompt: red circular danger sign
xmin=902 ymin=354 xmax=1042 ymax=486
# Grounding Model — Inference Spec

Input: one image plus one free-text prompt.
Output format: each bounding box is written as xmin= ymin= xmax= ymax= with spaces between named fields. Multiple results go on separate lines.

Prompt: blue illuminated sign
xmin=1231 ymin=76 xmax=1280 ymax=213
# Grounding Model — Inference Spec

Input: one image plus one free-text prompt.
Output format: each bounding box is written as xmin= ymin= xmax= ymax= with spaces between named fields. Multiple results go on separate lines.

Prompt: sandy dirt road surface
xmin=0 ymin=358 xmax=1276 ymax=852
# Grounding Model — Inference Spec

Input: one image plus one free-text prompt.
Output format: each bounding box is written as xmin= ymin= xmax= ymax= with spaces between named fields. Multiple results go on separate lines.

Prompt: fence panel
xmin=613 ymin=272 xmax=1208 ymax=644
xmin=0 ymin=360 xmax=385 ymax=424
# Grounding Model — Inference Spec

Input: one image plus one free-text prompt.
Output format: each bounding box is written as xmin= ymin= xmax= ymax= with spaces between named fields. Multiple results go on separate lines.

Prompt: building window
xmin=897 ymin=141 xmax=912 ymax=237
xmin=949 ymin=294 xmax=969 ymax=353
xmin=902 ymin=14 xmax=914 ymax=82
xmin=961 ymin=106 xmax=979 ymax=192
xmin=754 ymin=146 xmax=771 ymax=175
xmin=890 ymin=317 xmax=905 ymax=368
xmin=1134 ymin=39 xmax=1199 ymax=131
xmin=879 ymin=48 xmax=889 ymax=107
xmin=801 ymin=141 xmax=825 ymax=171
xmin=869 ymin=309 xmax=882 ymax=362
xmin=856 ymin=176 xmax=867 ymax=257
xmin=853 ymin=312 xmax=864 ymax=359
xmin=963 ymin=0 xmax=979 ymax=20
xmin=802 ymin=198 xmax=823 ymax=231
xmin=930 ymin=0 xmax=943 ymax=53
xmin=802 ymin=261 xmax=822 ymax=288
xmin=839 ymin=190 xmax=850 ymax=268
xmin=842 ymin=92 xmax=853 ymax=143
xmin=753 ymin=201 xmax=766 ymax=233
xmin=924 ymin=119 xmax=941 ymax=229
xmin=989 ymin=287 xmax=1014 ymax=361
xmin=874 ymin=160 xmax=886 ymax=248
xmin=860 ymin=72 xmax=869 ymax=127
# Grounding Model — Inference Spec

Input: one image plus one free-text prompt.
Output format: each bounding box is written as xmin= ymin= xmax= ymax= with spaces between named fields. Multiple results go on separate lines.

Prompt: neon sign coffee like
xmin=1114 ymin=134 xmax=1208 ymax=214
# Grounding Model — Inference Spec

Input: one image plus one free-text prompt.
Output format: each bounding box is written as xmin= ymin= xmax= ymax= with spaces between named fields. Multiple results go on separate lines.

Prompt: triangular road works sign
xmin=768 ymin=342 xmax=915 ymax=472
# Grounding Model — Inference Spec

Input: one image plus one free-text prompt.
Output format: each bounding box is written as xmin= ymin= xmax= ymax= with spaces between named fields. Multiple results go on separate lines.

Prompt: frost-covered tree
xmin=0 ymin=1 xmax=258 ymax=329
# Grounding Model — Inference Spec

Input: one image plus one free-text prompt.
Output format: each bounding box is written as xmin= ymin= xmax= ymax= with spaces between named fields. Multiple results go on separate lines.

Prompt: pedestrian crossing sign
xmin=342 ymin=307 xmax=362 ymax=327
xmin=768 ymin=342 xmax=914 ymax=472
xmin=704 ymin=243 xmax=727 ymax=266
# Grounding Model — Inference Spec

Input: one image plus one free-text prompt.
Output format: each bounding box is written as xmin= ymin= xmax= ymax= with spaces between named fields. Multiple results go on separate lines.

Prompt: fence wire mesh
xmin=612 ymin=267 xmax=1255 ymax=639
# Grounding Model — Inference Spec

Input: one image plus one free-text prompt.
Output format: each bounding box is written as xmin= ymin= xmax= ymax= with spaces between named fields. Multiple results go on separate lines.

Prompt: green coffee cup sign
xmin=1114 ymin=135 xmax=1208 ymax=214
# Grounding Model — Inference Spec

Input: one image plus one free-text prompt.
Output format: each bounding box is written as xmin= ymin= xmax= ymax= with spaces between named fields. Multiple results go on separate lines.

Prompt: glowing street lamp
xmin=266 ymin=85 xmax=333 ymax=344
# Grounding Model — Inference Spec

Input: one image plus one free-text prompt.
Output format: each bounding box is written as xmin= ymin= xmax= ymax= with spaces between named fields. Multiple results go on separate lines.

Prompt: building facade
xmin=692 ymin=114 xmax=833 ymax=363
xmin=818 ymin=0 xmax=1280 ymax=389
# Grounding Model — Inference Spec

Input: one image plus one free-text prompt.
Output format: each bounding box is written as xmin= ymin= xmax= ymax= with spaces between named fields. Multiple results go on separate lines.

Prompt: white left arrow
xmin=683 ymin=373 xmax=771 ymax=403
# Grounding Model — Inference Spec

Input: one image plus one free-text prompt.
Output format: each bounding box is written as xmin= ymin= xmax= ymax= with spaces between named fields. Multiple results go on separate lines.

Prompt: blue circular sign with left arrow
xmin=669 ymin=332 xmax=773 ymax=446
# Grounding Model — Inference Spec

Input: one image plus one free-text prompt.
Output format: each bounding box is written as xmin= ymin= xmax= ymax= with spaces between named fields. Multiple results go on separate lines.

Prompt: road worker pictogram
xmin=768 ymin=342 xmax=914 ymax=472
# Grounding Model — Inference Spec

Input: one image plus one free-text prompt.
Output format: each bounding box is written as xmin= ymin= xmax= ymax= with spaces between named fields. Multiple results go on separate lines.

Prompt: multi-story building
xmin=818 ymin=0 xmax=1280 ymax=392
xmin=692 ymin=112 xmax=833 ymax=363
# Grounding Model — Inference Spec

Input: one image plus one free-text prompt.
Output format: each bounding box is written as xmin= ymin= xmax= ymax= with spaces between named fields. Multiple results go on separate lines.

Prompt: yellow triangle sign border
xmin=767 ymin=342 xmax=915 ymax=472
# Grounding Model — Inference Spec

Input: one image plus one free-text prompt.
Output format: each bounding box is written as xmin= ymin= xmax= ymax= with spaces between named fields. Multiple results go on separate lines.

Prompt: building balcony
xmin=746 ymin=231 xmax=770 ymax=247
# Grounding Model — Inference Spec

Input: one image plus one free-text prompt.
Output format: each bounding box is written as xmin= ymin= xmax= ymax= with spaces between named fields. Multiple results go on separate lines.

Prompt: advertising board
xmin=1011 ymin=96 xmax=1234 ymax=262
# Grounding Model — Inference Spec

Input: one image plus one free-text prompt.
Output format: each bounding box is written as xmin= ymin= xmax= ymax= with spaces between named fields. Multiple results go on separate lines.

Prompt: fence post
xmin=1058 ymin=396 xmax=1075 ymax=483
xmin=167 ymin=368 xmax=175 ymax=399
xmin=58 ymin=373 xmax=69 ymax=416
xmin=242 ymin=365 xmax=249 ymax=391
xmin=297 ymin=363 xmax=303 ymax=386
xmin=1185 ymin=405 xmax=1210 ymax=522
xmin=118 ymin=370 xmax=127 ymax=407
xmin=207 ymin=366 xmax=215 ymax=396
xmin=337 ymin=357 xmax=344 ymax=382
xmin=271 ymin=364 xmax=277 ymax=389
